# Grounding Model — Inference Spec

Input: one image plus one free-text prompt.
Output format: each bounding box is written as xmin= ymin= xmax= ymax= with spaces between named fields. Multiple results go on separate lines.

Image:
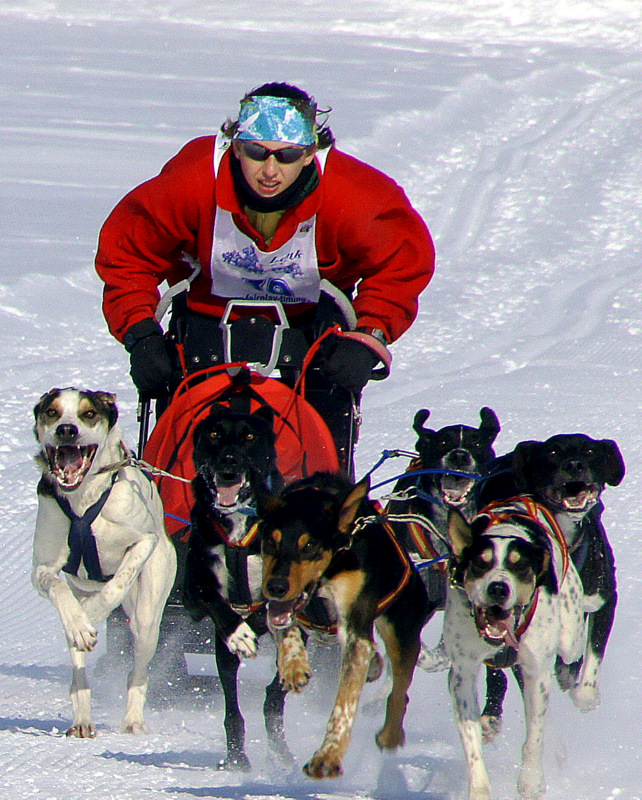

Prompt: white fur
xmin=443 ymin=528 xmax=586 ymax=800
xmin=32 ymin=389 xmax=177 ymax=737
xmin=226 ymin=620 xmax=258 ymax=658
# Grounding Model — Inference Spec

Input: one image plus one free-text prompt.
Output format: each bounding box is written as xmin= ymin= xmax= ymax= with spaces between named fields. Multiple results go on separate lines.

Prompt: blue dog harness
xmin=57 ymin=482 xmax=115 ymax=583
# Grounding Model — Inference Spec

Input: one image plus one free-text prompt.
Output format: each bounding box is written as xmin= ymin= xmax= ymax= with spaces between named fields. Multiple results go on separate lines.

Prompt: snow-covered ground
xmin=1 ymin=2 xmax=641 ymax=798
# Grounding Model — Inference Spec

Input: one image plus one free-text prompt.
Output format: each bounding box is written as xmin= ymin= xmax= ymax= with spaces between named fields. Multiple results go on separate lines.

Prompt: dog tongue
xmin=492 ymin=618 xmax=520 ymax=650
xmin=563 ymin=487 xmax=594 ymax=510
xmin=441 ymin=475 xmax=474 ymax=503
xmin=267 ymin=599 xmax=295 ymax=629
xmin=216 ymin=480 xmax=244 ymax=508
xmin=54 ymin=446 xmax=85 ymax=484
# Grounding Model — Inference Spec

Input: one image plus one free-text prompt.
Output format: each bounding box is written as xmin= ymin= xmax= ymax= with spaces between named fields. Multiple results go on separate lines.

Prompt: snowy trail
xmin=1 ymin=2 xmax=641 ymax=799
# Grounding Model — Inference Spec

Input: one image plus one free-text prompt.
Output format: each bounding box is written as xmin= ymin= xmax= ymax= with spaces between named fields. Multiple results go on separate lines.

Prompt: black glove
xmin=124 ymin=319 xmax=173 ymax=398
xmin=319 ymin=336 xmax=380 ymax=394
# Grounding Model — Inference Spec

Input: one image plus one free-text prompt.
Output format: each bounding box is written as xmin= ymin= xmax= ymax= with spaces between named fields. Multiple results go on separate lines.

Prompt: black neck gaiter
xmin=230 ymin=150 xmax=320 ymax=213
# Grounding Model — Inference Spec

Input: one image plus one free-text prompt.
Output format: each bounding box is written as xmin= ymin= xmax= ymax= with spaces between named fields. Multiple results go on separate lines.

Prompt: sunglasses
xmin=239 ymin=141 xmax=309 ymax=164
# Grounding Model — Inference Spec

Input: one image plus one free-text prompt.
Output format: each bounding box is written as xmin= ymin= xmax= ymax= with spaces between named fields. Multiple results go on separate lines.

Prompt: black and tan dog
xmin=182 ymin=402 xmax=287 ymax=770
xmin=479 ymin=432 xmax=625 ymax=724
xmin=386 ymin=407 xmax=501 ymax=669
xmin=259 ymin=471 xmax=429 ymax=779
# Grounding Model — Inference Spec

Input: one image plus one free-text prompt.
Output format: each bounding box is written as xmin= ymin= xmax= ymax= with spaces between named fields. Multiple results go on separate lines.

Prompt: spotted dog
xmin=260 ymin=472 xmax=429 ymax=779
xmin=386 ymin=407 xmax=500 ymax=669
xmin=32 ymin=388 xmax=177 ymax=737
xmin=182 ymin=402 xmax=287 ymax=771
xmin=443 ymin=498 xmax=587 ymax=800
xmin=479 ymin=433 xmax=625 ymax=726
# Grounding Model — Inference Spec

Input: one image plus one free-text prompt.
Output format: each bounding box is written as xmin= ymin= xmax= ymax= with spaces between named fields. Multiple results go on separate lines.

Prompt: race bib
xmin=211 ymin=209 xmax=321 ymax=304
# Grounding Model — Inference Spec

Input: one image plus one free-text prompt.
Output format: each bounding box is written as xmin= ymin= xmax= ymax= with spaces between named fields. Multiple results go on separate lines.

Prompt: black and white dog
xmin=386 ymin=407 xmax=501 ymax=669
xmin=443 ymin=498 xmax=587 ymax=800
xmin=32 ymin=388 xmax=177 ymax=737
xmin=182 ymin=402 xmax=287 ymax=771
xmin=479 ymin=433 xmax=625 ymax=717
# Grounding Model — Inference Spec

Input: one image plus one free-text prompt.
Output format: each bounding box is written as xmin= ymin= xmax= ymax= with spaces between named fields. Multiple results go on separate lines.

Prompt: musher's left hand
xmin=319 ymin=336 xmax=380 ymax=394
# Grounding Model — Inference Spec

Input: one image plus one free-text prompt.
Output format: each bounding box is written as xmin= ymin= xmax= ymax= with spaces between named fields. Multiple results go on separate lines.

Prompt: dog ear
xmin=337 ymin=476 xmax=369 ymax=535
xmin=412 ymin=409 xmax=432 ymax=437
xmin=252 ymin=404 xmax=275 ymax=428
xmin=598 ymin=439 xmax=625 ymax=486
xmin=93 ymin=391 xmax=117 ymax=405
xmin=447 ymin=509 xmax=474 ymax=559
xmin=192 ymin=416 xmax=208 ymax=444
xmin=537 ymin=549 xmax=558 ymax=594
xmin=511 ymin=440 xmax=540 ymax=492
xmin=207 ymin=402 xmax=230 ymax=417
xmin=92 ymin=391 xmax=119 ymax=427
xmin=479 ymin=407 xmax=500 ymax=442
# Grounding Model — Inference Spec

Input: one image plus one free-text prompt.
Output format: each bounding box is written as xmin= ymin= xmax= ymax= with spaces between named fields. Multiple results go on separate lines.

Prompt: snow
xmin=1 ymin=1 xmax=641 ymax=798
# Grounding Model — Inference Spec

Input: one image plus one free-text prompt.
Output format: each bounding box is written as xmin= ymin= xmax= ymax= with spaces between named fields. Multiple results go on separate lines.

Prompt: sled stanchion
xmin=137 ymin=394 xmax=152 ymax=459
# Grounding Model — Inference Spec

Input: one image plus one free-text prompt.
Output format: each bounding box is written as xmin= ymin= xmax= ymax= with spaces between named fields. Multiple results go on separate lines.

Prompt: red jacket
xmin=95 ymin=136 xmax=435 ymax=344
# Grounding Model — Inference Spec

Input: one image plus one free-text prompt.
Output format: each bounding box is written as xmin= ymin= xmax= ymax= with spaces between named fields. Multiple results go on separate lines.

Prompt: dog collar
xmin=207 ymin=513 xmax=260 ymax=549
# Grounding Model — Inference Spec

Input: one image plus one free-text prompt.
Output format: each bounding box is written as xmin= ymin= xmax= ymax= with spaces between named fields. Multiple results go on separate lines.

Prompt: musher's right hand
xmin=124 ymin=318 xmax=173 ymax=398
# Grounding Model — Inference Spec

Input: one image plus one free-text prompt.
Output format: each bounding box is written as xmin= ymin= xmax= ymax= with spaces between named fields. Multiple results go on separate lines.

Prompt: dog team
xmin=31 ymin=386 xmax=624 ymax=799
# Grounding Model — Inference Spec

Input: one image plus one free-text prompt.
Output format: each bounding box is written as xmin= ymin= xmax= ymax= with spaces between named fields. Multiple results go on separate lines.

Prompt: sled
xmin=142 ymin=362 xmax=341 ymax=538
xmin=102 ymin=294 xmax=358 ymax=686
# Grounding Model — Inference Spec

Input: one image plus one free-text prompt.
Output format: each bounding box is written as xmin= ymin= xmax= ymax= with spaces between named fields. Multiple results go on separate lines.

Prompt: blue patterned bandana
xmin=236 ymin=95 xmax=316 ymax=146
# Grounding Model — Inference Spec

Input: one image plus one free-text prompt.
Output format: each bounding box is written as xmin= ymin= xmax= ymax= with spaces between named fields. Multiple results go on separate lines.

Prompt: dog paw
xmin=280 ymin=656 xmax=312 ymax=693
xmin=303 ymin=751 xmax=343 ymax=779
xmin=65 ymin=619 xmax=98 ymax=652
xmin=517 ymin=770 xmax=545 ymax=800
xmin=122 ymin=721 xmax=148 ymax=734
xmin=226 ymin=622 xmax=258 ymax=658
xmin=217 ymin=753 xmax=251 ymax=772
xmin=570 ymin=683 xmax=600 ymax=713
xmin=375 ymin=724 xmax=405 ymax=751
xmin=481 ymin=714 xmax=502 ymax=743
xmin=417 ymin=640 xmax=451 ymax=672
xmin=66 ymin=723 xmax=96 ymax=739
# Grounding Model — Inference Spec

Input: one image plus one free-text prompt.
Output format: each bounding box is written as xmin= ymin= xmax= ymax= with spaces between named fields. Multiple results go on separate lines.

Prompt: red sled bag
xmin=142 ymin=365 xmax=339 ymax=537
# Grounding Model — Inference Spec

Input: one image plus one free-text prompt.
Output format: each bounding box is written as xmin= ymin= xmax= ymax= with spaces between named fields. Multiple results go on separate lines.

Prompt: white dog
xmin=443 ymin=499 xmax=587 ymax=800
xmin=32 ymin=387 xmax=176 ymax=737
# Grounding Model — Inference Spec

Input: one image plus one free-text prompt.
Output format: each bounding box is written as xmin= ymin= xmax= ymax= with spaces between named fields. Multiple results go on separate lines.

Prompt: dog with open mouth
xmin=385 ymin=407 xmax=501 ymax=670
xmin=182 ymin=402 xmax=289 ymax=771
xmin=259 ymin=471 xmax=429 ymax=780
xmin=32 ymin=387 xmax=177 ymax=738
xmin=478 ymin=432 xmax=625 ymax=730
xmin=443 ymin=498 xmax=587 ymax=800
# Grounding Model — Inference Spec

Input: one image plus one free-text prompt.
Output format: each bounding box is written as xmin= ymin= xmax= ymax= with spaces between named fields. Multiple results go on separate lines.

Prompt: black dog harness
xmin=57 ymin=481 xmax=116 ymax=583
xmin=208 ymin=514 xmax=264 ymax=614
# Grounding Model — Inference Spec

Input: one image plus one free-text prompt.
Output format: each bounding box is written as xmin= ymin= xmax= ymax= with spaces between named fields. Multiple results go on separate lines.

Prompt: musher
xmin=95 ymin=82 xmax=435 ymax=473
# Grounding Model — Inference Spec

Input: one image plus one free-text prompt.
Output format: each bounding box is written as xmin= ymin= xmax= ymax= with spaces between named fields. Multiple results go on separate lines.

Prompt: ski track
xmin=0 ymin=4 xmax=642 ymax=799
